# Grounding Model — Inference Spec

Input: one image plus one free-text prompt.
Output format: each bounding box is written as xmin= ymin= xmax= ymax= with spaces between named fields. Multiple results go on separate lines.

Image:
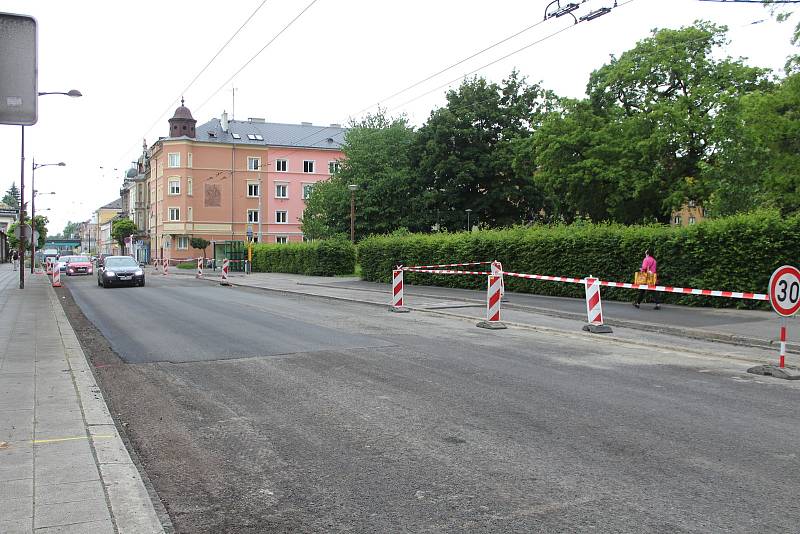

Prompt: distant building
xmin=671 ymin=201 xmax=705 ymax=227
xmin=146 ymin=100 xmax=346 ymax=263
xmin=95 ymin=198 xmax=123 ymax=255
xmin=0 ymin=200 xmax=18 ymax=234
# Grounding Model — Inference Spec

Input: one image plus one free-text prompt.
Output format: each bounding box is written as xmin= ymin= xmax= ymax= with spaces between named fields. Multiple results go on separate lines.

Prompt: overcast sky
xmin=1 ymin=0 xmax=796 ymax=235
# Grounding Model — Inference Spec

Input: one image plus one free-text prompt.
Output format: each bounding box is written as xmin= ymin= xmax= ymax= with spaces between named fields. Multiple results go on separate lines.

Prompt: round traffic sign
xmin=769 ymin=265 xmax=800 ymax=317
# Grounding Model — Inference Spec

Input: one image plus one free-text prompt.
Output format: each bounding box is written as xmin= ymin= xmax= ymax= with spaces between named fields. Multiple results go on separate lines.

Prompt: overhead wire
xmin=112 ymin=0 xmax=271 ymax=168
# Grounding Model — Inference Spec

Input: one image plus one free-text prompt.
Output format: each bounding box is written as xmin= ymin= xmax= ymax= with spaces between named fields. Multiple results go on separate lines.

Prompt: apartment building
xmin=148 ymin=100 xmax=345 ymax=262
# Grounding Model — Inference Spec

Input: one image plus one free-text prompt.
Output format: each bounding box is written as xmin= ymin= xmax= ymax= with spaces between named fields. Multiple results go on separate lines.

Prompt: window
xmin=247 ymin=182 xmax=260 ymax=197
xmin=246 ymin=134 xmax=264 ymax=141
xmin=303 ymin=160 xmax=315 ymax=173
xmin=247 ymin=209 xmax=260 ymax=223
xmin=276 ymin=159 xmax=287 ymax=172
xmin=187 ymin=153 xmax=193 ymax=168
xmin=168 ymin=153 xmax=180 ymax=168
xmin=674 ymin=216 xmax=681 ymax=225
xmin=168 ymin=179 xmax=180 ymax=195
xmin=689 ymin=216 xmax=696 ymax=225
xmin=247 ymin=157 xmax=261 ymax=171
xmin=157 ymin=161 xmax=164 ymax=178
xmin=231 ymin=133 xmax=241 ymax=140
xmin=188 ymin=207 xmax=193 ymax=221
xmin=168 ymin=208 xmax=180 ymax=221
xmin=187 ymin=177 xmax=193 ymax=196
xmin=177 ymin=236 xmax=189 ymax=250
xmin=275 ymin=184 xmax=288 ymax=198
xmin=275 ymin=211 xmax=287 ymax=223
xmin=276 ymin=236 xmax=288 ymax=244
xmin=688 ymin=200 xmax=696 ymax=208
xmin=302 ymin=183 xmax=314 ymax=200
xmin=328 ymin=161 xmax=340 ymax=174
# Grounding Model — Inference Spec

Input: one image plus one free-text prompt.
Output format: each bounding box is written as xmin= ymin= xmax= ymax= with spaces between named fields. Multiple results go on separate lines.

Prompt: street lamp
xmin=30 ymin=160 xmax=64 ymax=273
xmin=348 ymin=184 xmax=359 ymax=243
xmin=465 ymin=209 xmax=473 ymax=232
xmin=16 ymin=88 xmax=81 ymax=289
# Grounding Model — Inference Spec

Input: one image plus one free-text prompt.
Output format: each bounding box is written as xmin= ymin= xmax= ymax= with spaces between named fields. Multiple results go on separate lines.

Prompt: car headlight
xmin=105 ymin=271 xmax=116 ymax=277
xmin=135 ymin=269 xmax=143 ymax=276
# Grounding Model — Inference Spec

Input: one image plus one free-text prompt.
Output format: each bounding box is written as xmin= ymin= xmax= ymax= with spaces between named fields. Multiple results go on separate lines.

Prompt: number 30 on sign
xmin=769 ymin=265 xmax=800 ymax=317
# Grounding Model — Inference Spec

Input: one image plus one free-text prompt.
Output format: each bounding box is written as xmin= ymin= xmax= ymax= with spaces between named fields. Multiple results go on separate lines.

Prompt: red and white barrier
xmin=162 ymin=258 xmax=168 ymax=276
xmin=583 ymin=276 xmax=612 ymax=333
xmin=477 ymin=275 xmax=506 ymax=329
xmin=389 ymin=269 xmax=410 ymax=313
xmin=196 ymin=258 xmax=203 ymax=279
xmin=491 ymin=260 xmax=505 ymax=299
xmin=780 ymin=318 xmax=788 ymax=368
xmin=220 ymin=258 xmax=230 ymax=286
xmin=45 ymin=257 xmax=53 ymax=275
xmin=52 ymin=266 xmax=61 ymax=288
xmin=405 ymin=261 xmax=493 ymax=270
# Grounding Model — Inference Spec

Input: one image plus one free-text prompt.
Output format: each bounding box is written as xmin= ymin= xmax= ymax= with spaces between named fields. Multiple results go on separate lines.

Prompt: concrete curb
xmin=48 ymin=288 xmax=168 ymax=534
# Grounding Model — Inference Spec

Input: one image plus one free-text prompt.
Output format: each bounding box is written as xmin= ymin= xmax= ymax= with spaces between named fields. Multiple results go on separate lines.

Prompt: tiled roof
xmin=99 ymin=198 xmax=122 ymax=211
xmin=193 ymin=119 xmax=347 ymax=149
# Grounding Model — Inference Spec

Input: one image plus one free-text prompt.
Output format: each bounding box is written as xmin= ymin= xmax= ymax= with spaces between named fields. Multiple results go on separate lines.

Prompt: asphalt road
xmin=58 ymin=272 xmax=800 ymax=533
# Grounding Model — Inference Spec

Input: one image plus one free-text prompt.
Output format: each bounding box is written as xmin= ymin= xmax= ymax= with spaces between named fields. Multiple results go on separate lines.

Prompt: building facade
xmin=94 ymin=198 xmax=122 ymax=255
xmin=147 ymin=101 xmax=346 ymax=261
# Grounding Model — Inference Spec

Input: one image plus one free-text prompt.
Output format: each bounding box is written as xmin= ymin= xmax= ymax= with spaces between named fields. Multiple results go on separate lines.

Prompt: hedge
xmin=357 ymin=211 xmax=800 ymax=308
xmin=251 ymin=238 xmax=356 ymax=276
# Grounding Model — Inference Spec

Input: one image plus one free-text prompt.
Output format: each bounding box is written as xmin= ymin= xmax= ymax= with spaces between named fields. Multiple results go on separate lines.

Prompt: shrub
xmin=357 ymin=211 xmax=800 ymax=308
xmin=251 ymin=237 xmax=356 ymax=276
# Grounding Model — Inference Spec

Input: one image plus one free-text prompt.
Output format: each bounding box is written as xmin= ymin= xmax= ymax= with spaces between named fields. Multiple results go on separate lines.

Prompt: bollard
xmin=491 ymin=260 xmax=506 ymax=301
xmin=220 ymin=258 xmax=230 ymax=286
xmin=196 ymin=257 xmax=203 ymax=279
xmin=477 ymin=275 xmax=506 ymax=329
xmin=389 ymin=269 xmax=410 ymax=313
xmin=52 ymin=266 xmax=62 ymax=288
xmin=162 ymin=258 xmax=168 ymax=276
xmin=582 ymin=275 xmax=612 ymax=334
xmin=779 ymin=317 xmax=787 ymax=368
xmin=45 ymin=257 xmax=52 ymax=275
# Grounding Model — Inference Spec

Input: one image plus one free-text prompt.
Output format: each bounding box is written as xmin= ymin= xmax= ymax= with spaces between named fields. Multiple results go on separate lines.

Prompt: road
xmin=57 ymin=272 xmax=800 ymax=533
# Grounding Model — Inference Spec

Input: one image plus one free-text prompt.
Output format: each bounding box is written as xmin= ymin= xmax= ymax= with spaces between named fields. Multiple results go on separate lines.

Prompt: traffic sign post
xmin=768 ymin=266 xmax=800 ymax=369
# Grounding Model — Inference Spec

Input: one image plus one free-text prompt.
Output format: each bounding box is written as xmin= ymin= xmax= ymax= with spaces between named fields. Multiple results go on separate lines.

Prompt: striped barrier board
xmin=403 ymin=261 xmax=493 ymax=270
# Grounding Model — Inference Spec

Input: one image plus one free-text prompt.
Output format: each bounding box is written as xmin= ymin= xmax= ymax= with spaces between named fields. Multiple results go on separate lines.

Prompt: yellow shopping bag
xmin=634 ymin=272 xmax=657 ymax=285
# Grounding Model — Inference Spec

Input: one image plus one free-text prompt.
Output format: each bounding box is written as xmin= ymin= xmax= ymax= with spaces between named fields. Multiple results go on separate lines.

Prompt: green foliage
xmin=358 ymin=212 xmax=799 ymax=308
xmin=111 ymin=218 xmax=137 ymax=249
xmin=190 ymin=237 xmax=211 ymax=257
xmin=177 ymin=261 xmax=197 ymax=270
xmin=2 ymin=182 xmax=20 ymax=210
xmin=7 ymin=222 xmax=23 ymax=251
xmin=251 ymin=237 xmax=356 ymax=276
xmin=62 ymin=221 xmax=81 ymax=239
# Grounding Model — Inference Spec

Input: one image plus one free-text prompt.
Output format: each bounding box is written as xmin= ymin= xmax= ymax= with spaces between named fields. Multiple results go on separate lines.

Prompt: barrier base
xmin=388 ymin=306 xmax=410 ymax=313
xmin=583 ymin=324 xmax=613 ymax=334
xmin=219 ymin=280 xmax=231 ymax=286
xmin=476 ymin=321 xmax=507 ymax=330
xmin=746 ymin=365 xmax=800 ymax=380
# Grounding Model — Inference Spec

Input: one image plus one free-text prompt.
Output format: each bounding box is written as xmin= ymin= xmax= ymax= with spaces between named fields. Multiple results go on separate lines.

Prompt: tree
xmin=2 ymin=183 xmax=20 ymax=210
xmin=111 ymin=218 xmax=137 ymax=249
xmin=526 ymin=22 xmax=770 ymax=224
xmin=411 ymin=71 xmax=555 ymax=230
xmin=190 ymin=237 xmax=211 ymax=260
xmin=301 ymin=109 xmax=423 ymax=239
xmin=8 ymin=215 xmax=48 ymax=250
xmin=62 ymin=221 xmax=80 ymax=239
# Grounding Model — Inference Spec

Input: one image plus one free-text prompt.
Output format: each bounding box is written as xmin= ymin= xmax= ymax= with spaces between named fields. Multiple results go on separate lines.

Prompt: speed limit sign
xmin=769 ymin=265 xmax=800 ymax=317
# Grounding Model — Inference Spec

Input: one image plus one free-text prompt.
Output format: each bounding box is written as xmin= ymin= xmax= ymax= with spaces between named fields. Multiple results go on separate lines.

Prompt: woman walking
xmin=633 ymin=250 xmax=660 ymax=310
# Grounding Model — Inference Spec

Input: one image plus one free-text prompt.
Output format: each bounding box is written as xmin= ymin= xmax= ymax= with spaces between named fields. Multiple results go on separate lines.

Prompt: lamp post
xmin=465 ymin=209 xmax=473 ymax=232
xmin=30 ymin=159 xmax=63 ymax=273
xmin=348 ymin=184 xmax=359 ymax=243
xmin=16 ymin=89 xmax=81 ymax=289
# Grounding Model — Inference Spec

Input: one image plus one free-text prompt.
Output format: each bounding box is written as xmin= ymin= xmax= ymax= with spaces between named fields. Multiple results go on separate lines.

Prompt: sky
xmin=0 ymin=0 xmax=796 ymax=236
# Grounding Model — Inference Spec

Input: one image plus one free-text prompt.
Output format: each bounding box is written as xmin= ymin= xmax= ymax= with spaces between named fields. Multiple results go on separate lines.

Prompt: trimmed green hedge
xmin=251 ymin=238 xmax=356 ymax=276
xmin=358 ymin=211 xmax=800 ymax=308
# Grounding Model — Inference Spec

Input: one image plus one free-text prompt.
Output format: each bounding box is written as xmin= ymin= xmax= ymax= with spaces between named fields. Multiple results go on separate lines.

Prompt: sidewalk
xmin=165 ymin=265 xmax=799 ymax=355
xmin=0 ymin=266 xmax=165 ymax=533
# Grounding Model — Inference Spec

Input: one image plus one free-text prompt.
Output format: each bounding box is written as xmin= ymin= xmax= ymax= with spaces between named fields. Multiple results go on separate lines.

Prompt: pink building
xmin=148 ymin=101 xmax=345 ymax=262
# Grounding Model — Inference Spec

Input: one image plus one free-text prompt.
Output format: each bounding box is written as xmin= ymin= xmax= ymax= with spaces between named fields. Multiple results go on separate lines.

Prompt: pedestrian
xmin=11 ymin=250 xmax=18 ymax=271
xmin=633 ymin=249 xmax=660 ymax=310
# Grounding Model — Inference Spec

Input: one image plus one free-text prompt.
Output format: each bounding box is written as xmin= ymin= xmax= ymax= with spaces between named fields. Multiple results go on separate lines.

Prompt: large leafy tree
xmin=301 ymin=110 xmax=421 ymax=239
xmin=111 ymin=218 xmax=137 ymax=249
xmin=61 ymin=220 xmax=81 ymax=239
xmin=411 ymin=71 xmax=555 ymax=230
xmin=528 ymin=22 xmax=770 ymax=223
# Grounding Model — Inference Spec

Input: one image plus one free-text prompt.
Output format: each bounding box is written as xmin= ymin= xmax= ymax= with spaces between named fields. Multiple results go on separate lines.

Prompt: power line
xmin=194 ymin=0 xmax=322 ymax=116
xmin=112 ymin=0 xmax=271 ymax=167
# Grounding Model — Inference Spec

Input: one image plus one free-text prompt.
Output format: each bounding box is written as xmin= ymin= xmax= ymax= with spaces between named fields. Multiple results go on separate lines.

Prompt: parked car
xmin=65 ymin=255 xmax=93 ymax=276
xmin=97 ymin=256 xmax=145 ymax=288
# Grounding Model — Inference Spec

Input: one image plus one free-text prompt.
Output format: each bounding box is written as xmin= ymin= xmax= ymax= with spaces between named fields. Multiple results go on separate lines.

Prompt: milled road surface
xmin=57 ymin=273 xmax=800 ymax=533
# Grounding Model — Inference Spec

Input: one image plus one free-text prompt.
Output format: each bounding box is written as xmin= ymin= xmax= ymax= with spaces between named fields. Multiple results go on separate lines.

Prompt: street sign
xmin=769 ymin=265 xmax=800 ymax=317
xmin=13 ymin=223 xmax=30 ymax=241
